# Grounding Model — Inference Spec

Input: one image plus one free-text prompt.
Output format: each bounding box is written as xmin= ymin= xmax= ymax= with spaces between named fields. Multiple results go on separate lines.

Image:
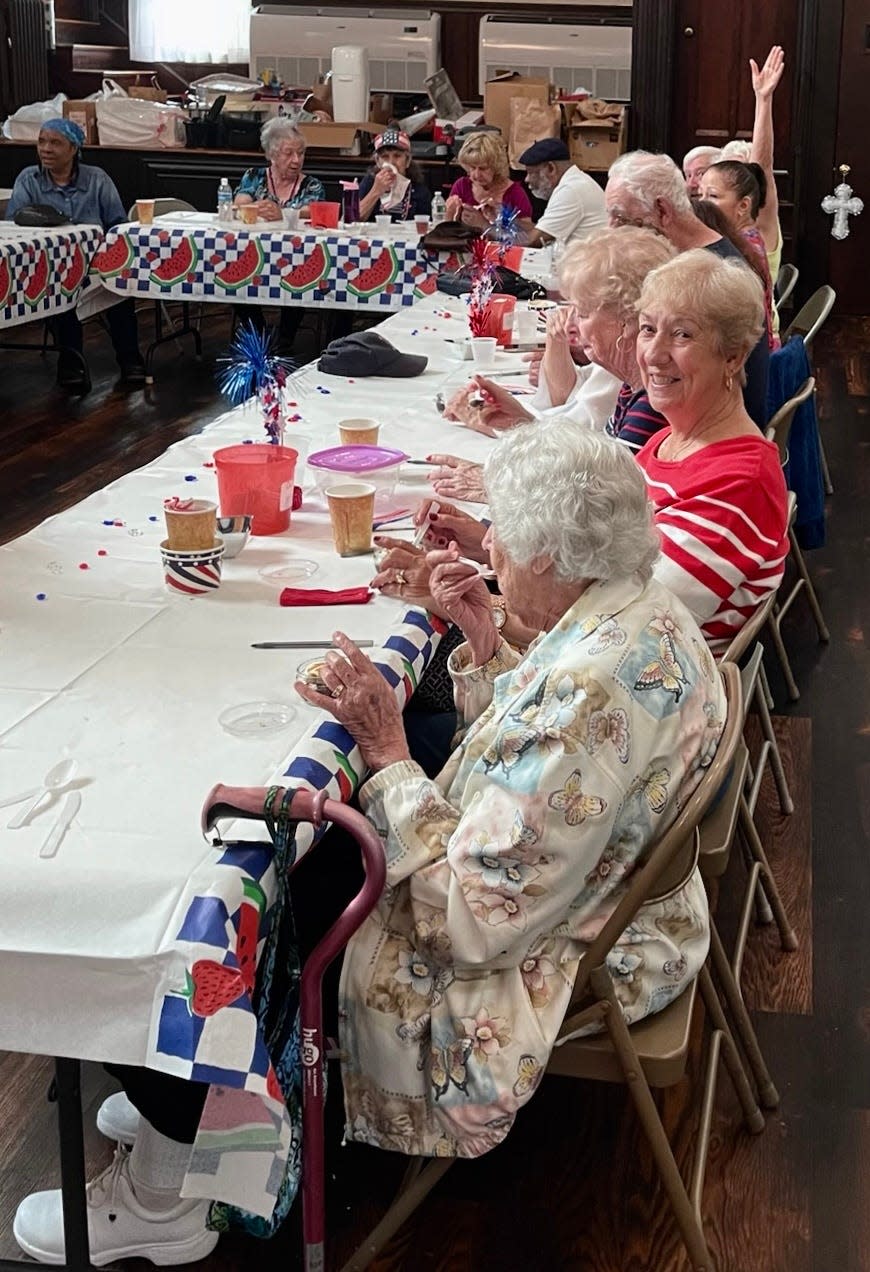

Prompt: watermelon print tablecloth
xmin=0 ymin=225 xmax=103 ymax=330
xmin=92 ymin=222 xmax=458 ymax=311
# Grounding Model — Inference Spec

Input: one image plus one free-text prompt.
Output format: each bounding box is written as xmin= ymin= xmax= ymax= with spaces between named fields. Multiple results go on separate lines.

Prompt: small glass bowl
xmin=296 ymin=653 xmax=350 ymax=696
xmin=258 ymin=560 xmax=319 ymax=586
xmin=218 ymin=701 xmax=297 ymax=737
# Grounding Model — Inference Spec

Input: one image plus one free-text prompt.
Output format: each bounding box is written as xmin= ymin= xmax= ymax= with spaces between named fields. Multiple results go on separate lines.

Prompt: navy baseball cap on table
xmin=318 ymin=330 xmax=428 ymax=378
xmin=518 ymin=138 xmax=571 ymax=166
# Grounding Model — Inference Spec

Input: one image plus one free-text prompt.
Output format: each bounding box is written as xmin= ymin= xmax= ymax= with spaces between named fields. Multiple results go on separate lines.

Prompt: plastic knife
xmin=39 ymin=790 xmax=81 ymax=860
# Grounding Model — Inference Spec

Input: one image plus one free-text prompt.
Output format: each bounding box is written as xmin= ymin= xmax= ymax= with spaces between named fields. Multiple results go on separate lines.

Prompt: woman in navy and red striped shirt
xmin=555 ymin=228 xmax=673 ymax=453
xmin=634 ymin=249 xmax=788 ymax=653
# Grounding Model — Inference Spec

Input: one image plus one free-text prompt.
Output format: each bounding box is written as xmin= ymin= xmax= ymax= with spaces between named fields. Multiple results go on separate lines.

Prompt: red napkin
xmin=279 ymin=586 xmax=373 ymax=606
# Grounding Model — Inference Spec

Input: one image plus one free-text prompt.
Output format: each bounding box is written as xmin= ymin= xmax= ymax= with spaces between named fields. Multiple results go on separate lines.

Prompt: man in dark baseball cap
xmin=318 ymin=330 xmax=428 ymax=377
xmin=519 ymin=136 xmax=607 ymax=248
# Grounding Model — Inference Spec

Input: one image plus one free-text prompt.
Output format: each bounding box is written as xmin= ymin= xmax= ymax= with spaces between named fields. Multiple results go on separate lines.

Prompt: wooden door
xmin=671 ymin=0 xmax=798 ymax=165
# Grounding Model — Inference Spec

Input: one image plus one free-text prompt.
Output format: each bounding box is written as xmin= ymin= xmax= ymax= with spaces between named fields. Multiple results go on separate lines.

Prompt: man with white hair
xmin=682 ymin=144 xmax=721 ymax=196
xmin=604 ymin=150 xmax=769 ymax=425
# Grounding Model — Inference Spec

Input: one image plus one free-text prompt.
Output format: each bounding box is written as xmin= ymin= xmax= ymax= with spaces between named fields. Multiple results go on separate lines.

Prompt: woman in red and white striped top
xmin=634 ymin=249 xmax=789 ymax=653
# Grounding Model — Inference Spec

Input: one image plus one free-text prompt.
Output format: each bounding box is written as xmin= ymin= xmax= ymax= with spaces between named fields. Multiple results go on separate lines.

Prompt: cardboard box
xmin=483 ymin=73 xmax=553 ymax=143
xmin=567 ymin=107 xmax=627 ymax=172
xmin=296 ymin=121 xmax=381 ymax=153
xmin=128 ymin=86 xmax=169 ymax=103
xmin=62 ymin=100 xmax=98 ymax=145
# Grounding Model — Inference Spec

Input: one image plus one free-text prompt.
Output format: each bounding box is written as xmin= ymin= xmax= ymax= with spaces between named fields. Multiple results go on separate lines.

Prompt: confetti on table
xmin=242 ymin=439 xmax=253 ymax=445
xmin=102 ymin=519 xmax=114 ymax=526
xmin=148 ymin=515 xmax=158 ymax=522
xmin=97 ymin=549 xmax=107 ymax=557
xmin=79 ymin=563 xmax=89 ymax=570
xmin=184 ymin=474 xmax=197 ymax=482
xmin=113 ymin=520 xmax=124 ymax=527
xmin=316 ymin=386 xmax=331 ymax=395
xmin=202 ymin=461 xmax=214 ymax=469
xmin=35 ymin=593 xmax=46 ymax=601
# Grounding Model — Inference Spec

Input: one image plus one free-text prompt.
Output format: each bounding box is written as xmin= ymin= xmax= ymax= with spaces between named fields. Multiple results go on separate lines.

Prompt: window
xmin=129 ymin=0 xmax=250 ymax=63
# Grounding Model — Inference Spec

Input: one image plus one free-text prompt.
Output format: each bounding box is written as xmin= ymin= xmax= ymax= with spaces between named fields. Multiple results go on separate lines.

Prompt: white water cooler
xmin=331 ymin=45 xmax=369 ymax=122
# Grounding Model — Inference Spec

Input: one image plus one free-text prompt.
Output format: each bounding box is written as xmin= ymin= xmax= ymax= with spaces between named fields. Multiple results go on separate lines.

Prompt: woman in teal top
xmin=234 ymin=118 xmax=324 ymax=222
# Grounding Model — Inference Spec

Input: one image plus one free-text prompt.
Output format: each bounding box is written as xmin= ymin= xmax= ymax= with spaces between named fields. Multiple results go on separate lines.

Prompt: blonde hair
xmin=638 ymin=249 xmax=765 ymax=381
xmin=457 ymin=131 xmax=510 ymax=183
xmin=558 ymin=227 xmax=676 ymax=321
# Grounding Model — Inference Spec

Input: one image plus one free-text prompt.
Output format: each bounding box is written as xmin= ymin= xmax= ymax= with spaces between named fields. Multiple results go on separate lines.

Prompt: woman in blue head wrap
xmin=6 ymin=117 xmax=145 ymax=386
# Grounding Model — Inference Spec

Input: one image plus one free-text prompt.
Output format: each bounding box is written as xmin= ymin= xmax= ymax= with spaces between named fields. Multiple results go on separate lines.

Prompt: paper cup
xmin=514 ymin=309 xmax=540 ymax=343
xmin=160 ymin=539 xmax=224 ymax=595
xmin=135 ymin=199 xmax=155 ymax=225
xmin=471 ymin=337 xmax=497 ymax=369
xmin=338 ymin=418 xmax=381 ymax=447
xmin=326 ymin=482 xmax=375 ymax=557
xmin=163 ymin=499 xmax=217 ymax=551
xmin=375 ymin=215 xmax=392 ymax=230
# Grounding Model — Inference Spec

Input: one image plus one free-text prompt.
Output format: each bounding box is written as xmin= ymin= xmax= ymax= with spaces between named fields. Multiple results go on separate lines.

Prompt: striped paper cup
xmin=160 ymin=538 xmax=224 ymax=596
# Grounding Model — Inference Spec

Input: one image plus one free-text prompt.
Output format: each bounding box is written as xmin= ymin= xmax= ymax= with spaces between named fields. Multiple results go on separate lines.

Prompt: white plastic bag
xmin=96 ymin=97 xmax=186 ymax=148
xmin=2 ymin=93 xmax=68 ymax=141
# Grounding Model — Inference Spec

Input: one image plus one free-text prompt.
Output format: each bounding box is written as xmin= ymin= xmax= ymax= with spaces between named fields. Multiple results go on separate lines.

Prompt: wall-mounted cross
xmin=821 ymin=164 xmax=864 ymax=241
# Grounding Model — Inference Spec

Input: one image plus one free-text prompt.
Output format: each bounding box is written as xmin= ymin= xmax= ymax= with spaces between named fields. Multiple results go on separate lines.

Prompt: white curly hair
xmin=484 ymin=422 xmax=660 ymax=584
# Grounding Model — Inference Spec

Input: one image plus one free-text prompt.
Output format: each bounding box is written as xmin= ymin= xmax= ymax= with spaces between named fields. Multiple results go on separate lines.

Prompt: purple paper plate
xmin=307 ymin=445 xmax=409 ymax=473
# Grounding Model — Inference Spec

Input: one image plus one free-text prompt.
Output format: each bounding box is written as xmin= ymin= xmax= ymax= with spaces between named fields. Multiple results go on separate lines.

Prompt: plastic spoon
xmin=8 ymin=758 xmax=78 ymax=830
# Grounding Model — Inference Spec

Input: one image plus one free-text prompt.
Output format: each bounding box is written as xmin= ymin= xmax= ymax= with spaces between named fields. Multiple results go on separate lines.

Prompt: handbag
xmin=436 ymin=263 xmax=547 ymax=301
xmin=420 ymin=219 xmax=480 ymax=251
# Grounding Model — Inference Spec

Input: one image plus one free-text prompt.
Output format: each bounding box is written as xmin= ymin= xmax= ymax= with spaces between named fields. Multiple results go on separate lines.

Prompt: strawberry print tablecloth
xmin=92 ymin=222 xmax=461 ymax=311
xmin=0 ymin=225 xmax=104 ymax=329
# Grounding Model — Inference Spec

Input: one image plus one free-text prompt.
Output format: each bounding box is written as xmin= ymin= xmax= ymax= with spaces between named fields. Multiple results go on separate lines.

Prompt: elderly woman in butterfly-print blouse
xmin=297 ymin=423 xmax=725 ymax=1161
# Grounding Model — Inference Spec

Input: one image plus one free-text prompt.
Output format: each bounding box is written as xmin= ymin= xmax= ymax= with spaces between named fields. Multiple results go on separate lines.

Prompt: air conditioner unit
xmin=250 ymin=6 xmax=440 ymax=95
xmin=478 ymin=14 xmax=632 ymax=100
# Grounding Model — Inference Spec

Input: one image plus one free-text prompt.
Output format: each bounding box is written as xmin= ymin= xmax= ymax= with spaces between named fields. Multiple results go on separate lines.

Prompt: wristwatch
xmin=491 ymin=596 xmax=507 ymax=630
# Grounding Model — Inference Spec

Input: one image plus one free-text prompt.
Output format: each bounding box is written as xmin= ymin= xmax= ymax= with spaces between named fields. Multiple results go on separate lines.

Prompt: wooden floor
xmin=0 ymin=308 xmax=868 ymax=1271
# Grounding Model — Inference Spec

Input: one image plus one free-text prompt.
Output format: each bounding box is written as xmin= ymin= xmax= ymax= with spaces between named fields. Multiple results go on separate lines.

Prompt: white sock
xmin=127 ymin=1116 xmax=193 ymax=1214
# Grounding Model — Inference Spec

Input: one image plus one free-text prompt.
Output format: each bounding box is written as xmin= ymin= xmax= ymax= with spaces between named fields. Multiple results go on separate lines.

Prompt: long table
xmin=0 ymin=291 xmax=518 ymax=1218
xmin=92 ymin=214 xmax=459 ymax=312
xmin=0 ymin=223 xmax=104 ymax=330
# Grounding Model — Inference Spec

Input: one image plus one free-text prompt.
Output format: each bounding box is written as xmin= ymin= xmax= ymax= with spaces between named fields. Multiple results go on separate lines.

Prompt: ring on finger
xmin=395 ymin=569 xmax=407 ymax=587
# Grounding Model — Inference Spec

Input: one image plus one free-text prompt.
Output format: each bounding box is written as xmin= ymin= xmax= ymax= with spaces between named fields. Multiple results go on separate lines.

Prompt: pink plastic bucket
xmin=214 ymin=444 xmax=299 ymax=536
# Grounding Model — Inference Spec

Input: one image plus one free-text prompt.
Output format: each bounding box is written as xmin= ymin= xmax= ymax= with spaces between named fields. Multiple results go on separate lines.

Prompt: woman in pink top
xmin=444 ymin=131 xmax=533 ymax=234
xmin=633 ymin=249 xmax=789 ymax=654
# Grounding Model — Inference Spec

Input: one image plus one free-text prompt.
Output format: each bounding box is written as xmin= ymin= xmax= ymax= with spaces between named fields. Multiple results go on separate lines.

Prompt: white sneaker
xmin=12 ymin=1148 xmax=219 ymax=1266
xmin=96 ymin=1091 xmax=141 ymax=1145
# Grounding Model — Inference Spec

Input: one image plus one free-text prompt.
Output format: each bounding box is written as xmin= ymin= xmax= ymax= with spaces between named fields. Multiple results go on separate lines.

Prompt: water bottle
xmin=217 ymin=177 xmax=232 ymax=223
xmin=431 ymin=191 xmax=446 ymax=222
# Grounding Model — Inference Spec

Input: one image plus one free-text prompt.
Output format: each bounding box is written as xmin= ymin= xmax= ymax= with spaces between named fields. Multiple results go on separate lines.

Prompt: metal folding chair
xmin=125 ymin=199 xmax=204 ymax=383
xmin=773 ymin=262 xmax=798 ymax=315
xmin=764 ymin=377 xmax=830 ymax=700
xmin=781 ymin=286 xmax=837 ymax=493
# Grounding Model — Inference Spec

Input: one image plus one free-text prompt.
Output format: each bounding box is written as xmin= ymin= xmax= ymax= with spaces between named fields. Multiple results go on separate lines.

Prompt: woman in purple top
xmin=444 ymin=131 xmax=533 ymax=234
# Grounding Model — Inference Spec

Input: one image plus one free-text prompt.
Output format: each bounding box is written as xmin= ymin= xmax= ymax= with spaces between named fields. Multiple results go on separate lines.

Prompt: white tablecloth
xmin=0 ymin=292 xmax=518 ymax=1066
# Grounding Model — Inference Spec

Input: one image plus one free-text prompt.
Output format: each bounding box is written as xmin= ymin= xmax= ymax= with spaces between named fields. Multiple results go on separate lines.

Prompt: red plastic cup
xmin=483 ymin=295 xmax=517 ymax=347
xmin=502 ymin=245 xmax=524 ymax=272
xmin=214 ymin=444 xmax=299 ymax=536
xmin=308 ymin=201 xmax=340 ymax=229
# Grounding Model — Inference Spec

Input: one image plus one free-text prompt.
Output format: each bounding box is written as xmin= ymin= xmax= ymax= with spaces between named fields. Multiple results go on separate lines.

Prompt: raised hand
xmin=751 ymin=45 xmax=785 ymax=100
